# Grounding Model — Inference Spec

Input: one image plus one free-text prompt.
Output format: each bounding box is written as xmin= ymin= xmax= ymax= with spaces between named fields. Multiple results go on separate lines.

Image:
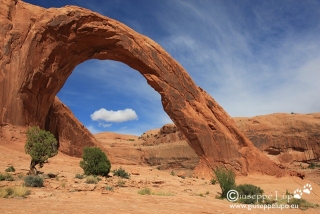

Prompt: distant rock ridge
xmin=0 ymin=0 xmax=295 ymax=177
xmin=234 ymin=113 xmax=320 ymax=164
xmin=150 ymin=113 xmax=320 ymax=165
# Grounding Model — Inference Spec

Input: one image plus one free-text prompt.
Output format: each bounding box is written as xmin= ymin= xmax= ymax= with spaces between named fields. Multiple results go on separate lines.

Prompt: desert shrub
xmin=25 ymin=126 xmax=58 ymax=175
xmin=214 ymin=167 xmax=236 ymax=199
xmin=0 ymin=173 xmax=14 ymax=181
xmin=210 ymin=177 xmax=217 ymax=185
xmin=0 ymin=187 xmax=13 ymax=198
xmin=308 ymin=163 xmax=320 ymax=169
xmin=0 ymin=186 xmax=30 ymax=198
xmin=0 ymin=173 xmax=6 ymax=181
xmin=288 ymin=198 xmax=319 ymax=210
xmin=24 ymin=175 xmax=43 ymax=187
xmin=117 ymin=179 xmax=126 ymax=187
xmin=113 ymin=167 xmax=130 ymax=179
xmin=75 ymin=174 xmax=84 ymax=179
xmin=236 ymin=184 xmax=264 ymax=204
xmin=80 ymin=147 xmax=111 ymax=177
xmin=105 ymin=185 xmax=114 ymax=191
xmin=5 ymin=166 xmax=15 ymax=172
xmin=154 ymin=191 xmax=174 ymax=196
xmin=13 ymin=186 xmax=30 ymax=198
xmin=138 ymin=188 xmax=152 ymax=195
xmin=85 ymin=175 xmax=98 ymax=184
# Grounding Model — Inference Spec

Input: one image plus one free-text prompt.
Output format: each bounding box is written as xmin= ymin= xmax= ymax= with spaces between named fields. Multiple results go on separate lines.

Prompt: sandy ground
xmin=1 ymin=137 xmax=320 ymax=214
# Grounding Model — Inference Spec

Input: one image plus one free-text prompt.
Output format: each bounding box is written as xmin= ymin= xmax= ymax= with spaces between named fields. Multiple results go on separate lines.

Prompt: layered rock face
xmin=140 ymin=124 xmax=186 ymax=145
xmin=0 ymin=0 xmax=290 ymax=176
xmin=234 ymin=113 xmax=320 ymax=164
xmin=45 ymin=97 xmax=105 ymax=157
xmin=146 ymin=114 xmax=320 ymax=169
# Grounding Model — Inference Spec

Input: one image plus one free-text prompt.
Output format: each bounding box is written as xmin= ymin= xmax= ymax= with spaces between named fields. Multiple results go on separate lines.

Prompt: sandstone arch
xmin=0 ymin=0 xmax=291 ymax=176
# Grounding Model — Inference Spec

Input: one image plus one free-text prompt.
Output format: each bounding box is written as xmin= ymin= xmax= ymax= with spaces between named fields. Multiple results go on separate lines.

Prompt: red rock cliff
xmin=234 ymin=113 xmax=320 ymax=164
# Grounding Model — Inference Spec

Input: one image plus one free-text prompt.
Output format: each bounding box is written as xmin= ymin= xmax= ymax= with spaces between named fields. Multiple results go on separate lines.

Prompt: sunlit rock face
xmin=0 ymin=0 xmax=294 ymax=177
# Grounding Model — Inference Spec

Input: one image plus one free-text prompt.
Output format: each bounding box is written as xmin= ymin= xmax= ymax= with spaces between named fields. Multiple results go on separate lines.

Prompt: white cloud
xmin=90 ymin=108 xmax=138 ymax=123
xmin=98 ymin=122 xmax=112 ymax=128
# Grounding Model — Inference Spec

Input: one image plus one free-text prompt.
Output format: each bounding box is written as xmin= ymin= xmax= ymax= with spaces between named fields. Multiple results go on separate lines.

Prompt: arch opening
xmin=56 ymin=59 xmax=172 ymax=136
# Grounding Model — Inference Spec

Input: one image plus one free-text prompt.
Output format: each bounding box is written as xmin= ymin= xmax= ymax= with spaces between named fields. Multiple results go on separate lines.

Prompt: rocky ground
xmin=1 ymin=129 xmax=320 ymax=214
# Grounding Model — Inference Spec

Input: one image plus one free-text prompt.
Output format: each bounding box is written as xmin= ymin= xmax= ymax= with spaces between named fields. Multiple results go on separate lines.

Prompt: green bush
xmin=5 ymin=166 xmax=15 ymax=172
xmin=214 ymin=167 xmax=236 ymax=199
xmin=113 ymin=167 xmax=130 ymax=179
xmin=80 ymin=147 xmax=111 ymax=177
xmin=236 ymin=184 xmax=264 ymax=204
xmin=0 ymin=173 xmax=14 ymax=181
xmin=24 ymin=175 xmax=43 ymax=187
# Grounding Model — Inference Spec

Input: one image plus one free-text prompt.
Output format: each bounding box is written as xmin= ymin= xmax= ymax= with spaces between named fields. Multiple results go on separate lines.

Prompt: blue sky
xmin=24 ymin=0 xmax=320 ymax=135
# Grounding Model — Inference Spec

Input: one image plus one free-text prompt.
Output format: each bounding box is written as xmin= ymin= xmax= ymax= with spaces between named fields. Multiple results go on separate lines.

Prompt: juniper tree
xmin=25 ymin=126 xmax=58 ymax=175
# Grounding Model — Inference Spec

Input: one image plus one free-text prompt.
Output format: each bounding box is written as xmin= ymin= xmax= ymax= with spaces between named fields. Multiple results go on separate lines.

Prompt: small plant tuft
xmin=24 ymin=175 xmax=43 ymax=187
xmin=0 ymin=186 xmax=30 ymax=198
xmin=170 ymin=170 xmax=175 ymax=176
xmin=288 ymin=198 xmax=319 ymax=210
xmin=75 ymin=174 xmax=84 ymax=179
xmin=117 ymin=179 xmax=126 ymax=187
xmin=0 ymin=173 xmax=14 ymax=181
xmin=210 ymin=177 xmax=217 ymax=185
xmin=113 ymin=167 xmax=130 ymax=179
xmin=138 ymin=188 xmax=152 ymax=195
xmin=5 ymin=166 xmax=15 ymax=172
xmin=105 ymin=185 xmax=114 ymax=191
xmin=85 ymin=175 xmax=99 ymax=184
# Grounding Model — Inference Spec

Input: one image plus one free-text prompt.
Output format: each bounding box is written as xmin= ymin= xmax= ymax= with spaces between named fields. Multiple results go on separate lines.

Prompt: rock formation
xmin=0 ymin=0 xmax=292 ymax=176
xmin=45 ymin=97 xmax=105 ymax=157
xmin=142 ymin=113 xmax=320 ymax=170
xmin=139 ymin=124 xmax=186 ymax=146
xmin=234 ymin=113 xmax=320 ymax=164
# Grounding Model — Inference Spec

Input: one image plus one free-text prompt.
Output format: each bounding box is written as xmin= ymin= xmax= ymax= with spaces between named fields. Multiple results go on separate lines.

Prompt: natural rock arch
xmin=0 ymin=0 xmax=292 ymax=176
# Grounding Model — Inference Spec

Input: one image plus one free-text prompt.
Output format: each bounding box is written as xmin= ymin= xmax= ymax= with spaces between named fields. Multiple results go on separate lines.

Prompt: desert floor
xmin=1 ymin=137 xmax=320 ymax=214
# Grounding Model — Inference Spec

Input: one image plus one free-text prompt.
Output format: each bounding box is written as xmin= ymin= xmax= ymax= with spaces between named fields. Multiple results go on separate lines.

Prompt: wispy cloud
xmin=156 ymin=0 xmax=320 ymax=117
